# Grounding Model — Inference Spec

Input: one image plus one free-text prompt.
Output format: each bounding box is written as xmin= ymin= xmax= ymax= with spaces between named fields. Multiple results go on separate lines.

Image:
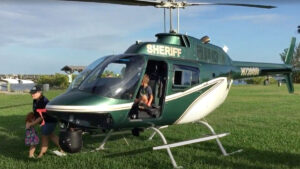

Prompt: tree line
xmin=280 ymin=42 xmax=300 ymax=83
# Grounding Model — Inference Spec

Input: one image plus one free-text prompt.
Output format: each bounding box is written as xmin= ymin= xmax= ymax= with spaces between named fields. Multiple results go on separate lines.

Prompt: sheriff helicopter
xmin=45 ymin=0 xmax=297 ymax=168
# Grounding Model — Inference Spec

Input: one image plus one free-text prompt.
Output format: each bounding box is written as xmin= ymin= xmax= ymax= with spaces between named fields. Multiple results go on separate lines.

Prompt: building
xmin=61 ymin=66 xmax=85 ymax=74
xmin=0 ymin=78 xmax=35 ymax=92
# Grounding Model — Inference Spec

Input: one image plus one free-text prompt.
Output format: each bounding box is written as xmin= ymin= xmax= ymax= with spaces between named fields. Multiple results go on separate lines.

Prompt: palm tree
xmin=280 ymin=42 xmax=300 ymax=67
xmin=280 ymin=42 xmax=300 ymax=83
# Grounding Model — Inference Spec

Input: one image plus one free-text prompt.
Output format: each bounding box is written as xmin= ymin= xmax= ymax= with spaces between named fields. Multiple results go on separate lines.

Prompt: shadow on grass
xmin=0 ymin=115 xmax=60 ymax=163
xmin=104 ymin=147 xmax=152 ymax=158
xmin=0 ymin=115 xmax=33 ymax=162
xmin=185 ymin=142 xmax=300 ymax=169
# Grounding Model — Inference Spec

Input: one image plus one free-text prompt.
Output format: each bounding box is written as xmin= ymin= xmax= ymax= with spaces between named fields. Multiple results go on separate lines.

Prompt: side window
xmin=173 ymin=65 xmax=199 ymax=89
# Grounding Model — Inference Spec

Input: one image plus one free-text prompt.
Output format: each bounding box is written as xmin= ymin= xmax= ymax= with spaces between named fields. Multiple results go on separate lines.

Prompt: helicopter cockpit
xmin=69 ymin=54 xmax=145 ymax=100
xmin=66 ymin=53 xmax=167 ymax=120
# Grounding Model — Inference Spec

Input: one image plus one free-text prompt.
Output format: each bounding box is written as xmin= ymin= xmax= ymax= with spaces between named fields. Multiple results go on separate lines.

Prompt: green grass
xmin=0 ymin=85 xmax=300 ymax=169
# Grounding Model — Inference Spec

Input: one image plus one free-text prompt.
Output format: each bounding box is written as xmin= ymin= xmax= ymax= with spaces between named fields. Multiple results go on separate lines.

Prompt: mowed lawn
xmin=0 ymin=85 xmax=300 ymax=169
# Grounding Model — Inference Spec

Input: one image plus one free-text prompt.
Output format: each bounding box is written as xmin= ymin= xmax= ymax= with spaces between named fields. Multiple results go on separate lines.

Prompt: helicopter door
xmin=129 ymin=60 xmax=168 ymax=119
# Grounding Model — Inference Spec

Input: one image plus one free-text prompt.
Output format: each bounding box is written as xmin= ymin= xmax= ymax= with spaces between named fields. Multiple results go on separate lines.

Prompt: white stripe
xmin=166 ymin=77 xmax=225 ymax=101
xmin=46 ymin=77 xmax=227 ymax=114
xmin=46 ymin=103 xmax=133 ymax=113
xmin=175 ymin=77 xmax=232 ymax=124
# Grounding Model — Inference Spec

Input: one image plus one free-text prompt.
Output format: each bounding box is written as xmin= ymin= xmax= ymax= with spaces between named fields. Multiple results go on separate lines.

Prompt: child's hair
xmin=25 ymin=112 xmax=35 ymax=123
xmin=142 ymin=74 xmax=150 ymax=84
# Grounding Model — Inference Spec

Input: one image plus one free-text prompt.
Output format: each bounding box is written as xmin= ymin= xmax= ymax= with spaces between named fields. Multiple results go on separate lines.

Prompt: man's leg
xmin=49 ymin=133 xmax=63 ymax=151
xmin=37 ymin=135 xmax=49 ymax=158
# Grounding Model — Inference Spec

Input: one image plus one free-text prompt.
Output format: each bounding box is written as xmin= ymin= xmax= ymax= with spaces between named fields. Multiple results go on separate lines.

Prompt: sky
xmin=0 ymin=0 xmax=299 ymax=74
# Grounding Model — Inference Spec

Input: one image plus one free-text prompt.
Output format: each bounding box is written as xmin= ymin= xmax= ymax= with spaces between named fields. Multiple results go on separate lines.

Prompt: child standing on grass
xmin=25 ymin=112 xmax=39 ymax=158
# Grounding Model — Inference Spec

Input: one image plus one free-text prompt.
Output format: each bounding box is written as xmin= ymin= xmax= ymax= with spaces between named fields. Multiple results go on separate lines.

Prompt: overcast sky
xmin=0 ymin=0 xmax=299 ymax=74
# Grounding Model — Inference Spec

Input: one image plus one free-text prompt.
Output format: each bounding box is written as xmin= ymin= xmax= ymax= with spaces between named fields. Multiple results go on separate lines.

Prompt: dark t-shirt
xmin=137 ymin=85 xmax=153 ymax=99
xmin=33 ymin=96 xmax=57 ymax=123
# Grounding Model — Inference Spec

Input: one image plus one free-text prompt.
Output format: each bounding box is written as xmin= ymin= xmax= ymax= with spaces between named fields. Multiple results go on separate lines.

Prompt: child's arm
xmin=147 ymin=94 xmax=153 ymax=107
xmin=26 ymin=117 xmax=42 ymax=129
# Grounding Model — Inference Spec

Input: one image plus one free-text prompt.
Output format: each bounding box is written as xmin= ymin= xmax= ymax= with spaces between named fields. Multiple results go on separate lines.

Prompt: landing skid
xmin=91 ymin=121 xmax=242 ymax=168
xmin=149 ymin=121 xmax=242 ymax=168
xmin=196 ymin=121 xmax=243 ymax=156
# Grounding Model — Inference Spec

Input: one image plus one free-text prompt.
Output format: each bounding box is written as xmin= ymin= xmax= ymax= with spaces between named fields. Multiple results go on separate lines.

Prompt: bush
xmin=292 ymin=72 xmax=300 ymax=83
xmin=245 ymin=77 xmax=277 ymax=85
xmin=37 ymin=73 xmax=69 ymax=89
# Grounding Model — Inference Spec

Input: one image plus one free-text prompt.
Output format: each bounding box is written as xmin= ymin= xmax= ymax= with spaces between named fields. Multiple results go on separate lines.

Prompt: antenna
xmin=164 ymin=9 xmax=166 ymax=33
xmin=169 ymin=8 xmax=173 ymax=31
xmin=177 ymin=7 xmax=179 ymax=33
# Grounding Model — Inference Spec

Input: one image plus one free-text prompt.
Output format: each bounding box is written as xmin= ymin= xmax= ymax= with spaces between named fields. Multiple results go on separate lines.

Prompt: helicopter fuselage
xmin=46 ymin=33 xmax=293 ymax=131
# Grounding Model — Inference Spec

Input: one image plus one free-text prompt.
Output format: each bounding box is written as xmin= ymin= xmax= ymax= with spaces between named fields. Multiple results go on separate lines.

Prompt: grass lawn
xmin=0 ymin=85 xmax=300 ymax=169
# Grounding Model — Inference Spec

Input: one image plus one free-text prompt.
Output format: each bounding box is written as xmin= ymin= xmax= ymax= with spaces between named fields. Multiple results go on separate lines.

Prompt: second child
xmin=25 ymin=112 xmax=39 ymax=158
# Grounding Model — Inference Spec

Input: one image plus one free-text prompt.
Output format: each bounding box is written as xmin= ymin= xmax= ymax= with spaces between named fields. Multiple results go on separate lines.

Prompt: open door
xmin=129 ymin=60 xmax=168 ymax=119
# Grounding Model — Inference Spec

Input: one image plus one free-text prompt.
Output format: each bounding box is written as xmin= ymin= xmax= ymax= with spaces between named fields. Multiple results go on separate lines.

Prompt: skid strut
xmin=149 ymin=127 xmax=182 ymax=169
xmin=150 ymin=121 xmax=242 ymax=168
xmin=148 ymin=125 xmax=169 ymax=140
xmin=93 ymin=130 xmax=130 ymax=151
xmin=196 ymin=121 xmax=243 ymax=156
xmin=96 ymin=129 xmax=113 ymax=151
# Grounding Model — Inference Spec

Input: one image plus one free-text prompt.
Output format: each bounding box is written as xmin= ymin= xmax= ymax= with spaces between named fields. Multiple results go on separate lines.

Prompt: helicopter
xmin=44 ymin=0 xmax=297 ymax=168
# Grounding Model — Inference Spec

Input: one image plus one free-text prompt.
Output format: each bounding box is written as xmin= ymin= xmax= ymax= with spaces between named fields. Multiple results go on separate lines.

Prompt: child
xmin=135 ymin=74 xmax=153 ymax=107
xmin=130 ymin=74 xmax=154 ymax=119
xmin=25 ymin=112 xmax=39 ymax=158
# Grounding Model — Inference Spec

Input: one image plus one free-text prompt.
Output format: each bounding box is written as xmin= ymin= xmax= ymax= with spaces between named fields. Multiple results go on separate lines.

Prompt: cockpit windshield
xmin=78 ymin=55 xmax=145 ymax=100
xmin=68 ymin=56 xmax=109 ymax=90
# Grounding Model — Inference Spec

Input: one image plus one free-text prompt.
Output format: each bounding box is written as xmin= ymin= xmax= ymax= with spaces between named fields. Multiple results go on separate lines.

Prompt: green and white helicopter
xmin=46 ymin=0 xmax=297 ymax=168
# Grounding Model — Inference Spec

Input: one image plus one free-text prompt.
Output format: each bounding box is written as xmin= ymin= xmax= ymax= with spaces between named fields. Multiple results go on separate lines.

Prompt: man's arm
xmin=26 ymin=117 xmax=42 ymax=129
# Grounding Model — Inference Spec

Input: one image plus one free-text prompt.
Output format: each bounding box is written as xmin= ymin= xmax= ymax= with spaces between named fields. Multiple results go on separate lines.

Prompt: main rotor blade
xmin=187 ymin=2 xmax=276 ymax=9
xmin=62 ymin=0 xmax=160 ymax=6
xmin=61 ymin=0 xmax=276 ymax=9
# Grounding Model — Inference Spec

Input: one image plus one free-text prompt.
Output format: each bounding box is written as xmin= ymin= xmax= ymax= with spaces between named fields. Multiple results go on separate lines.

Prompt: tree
xmin=280 ymin=42 xmax=300 ymax=83
xmin=102 ymin=70 xmax=118 ymax=78
xmin=37 ymin=73 xmax=69 ymax=89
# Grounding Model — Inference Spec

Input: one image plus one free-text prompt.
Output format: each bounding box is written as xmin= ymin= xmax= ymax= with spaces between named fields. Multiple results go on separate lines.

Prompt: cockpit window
xmin=68 ymin=56 xmax=109 ymax=90
xmin=78 ymin=55 xmax=145 ymax=100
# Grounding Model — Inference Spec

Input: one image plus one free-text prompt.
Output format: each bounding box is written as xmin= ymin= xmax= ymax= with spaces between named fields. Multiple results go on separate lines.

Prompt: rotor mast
xmin=156 ymin=0 xmax=184 ymax=33
xmin=153 ymin=0 xmax=275 ymax=33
